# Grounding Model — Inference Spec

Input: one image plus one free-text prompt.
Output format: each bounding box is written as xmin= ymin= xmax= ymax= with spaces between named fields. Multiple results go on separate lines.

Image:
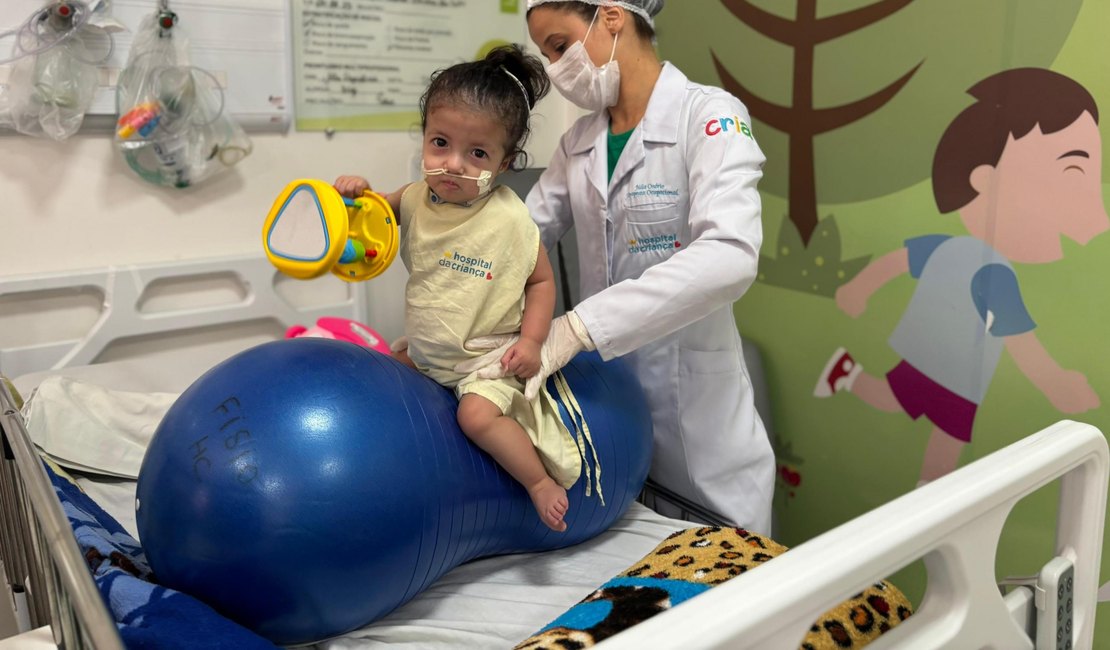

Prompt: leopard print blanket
xmin=515 ymin=526 xmax=911 ymax=649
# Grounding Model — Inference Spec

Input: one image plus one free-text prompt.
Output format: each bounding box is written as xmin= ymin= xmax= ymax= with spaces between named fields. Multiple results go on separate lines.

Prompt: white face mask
xmin=546 ymin=9 xmax=620 ymax=111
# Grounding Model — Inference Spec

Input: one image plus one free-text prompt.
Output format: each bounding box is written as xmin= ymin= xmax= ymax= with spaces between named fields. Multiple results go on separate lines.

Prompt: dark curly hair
xmin=420 ymin=44 xmax=550 ymax=170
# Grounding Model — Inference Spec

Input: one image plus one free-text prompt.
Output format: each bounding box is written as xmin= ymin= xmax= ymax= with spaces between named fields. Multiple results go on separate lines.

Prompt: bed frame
xmin=0 ymin=254 xmax=367 ymax=648
xmin=1 ymin=255 xmax=1106 ymax=649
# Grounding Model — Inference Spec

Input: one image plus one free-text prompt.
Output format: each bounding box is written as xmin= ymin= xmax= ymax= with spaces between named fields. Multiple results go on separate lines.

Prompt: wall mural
xmin=658 ymin=0 xmax=1110 ymax=626
xmin=686 ymin=0 xmax=1085 ymax=295
xmin=814 ymin=68 xmax=1106 ymax=485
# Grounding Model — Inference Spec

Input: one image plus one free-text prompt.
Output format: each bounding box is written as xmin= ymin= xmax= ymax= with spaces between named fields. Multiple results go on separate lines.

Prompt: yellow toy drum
xmin=263 ymin=179 xmax=399 ymax=282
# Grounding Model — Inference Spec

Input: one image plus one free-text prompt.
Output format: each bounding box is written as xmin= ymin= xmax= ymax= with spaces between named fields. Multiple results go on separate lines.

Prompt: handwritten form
xmin=291 ymin=0 xmax=524 ymax=131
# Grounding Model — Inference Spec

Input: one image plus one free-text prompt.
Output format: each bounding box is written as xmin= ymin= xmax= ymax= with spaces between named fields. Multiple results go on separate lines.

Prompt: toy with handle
xmin=285 ymin=316 xmax=392 ymax=356
xmin=262 ymin=179 xmax=400 ymax=283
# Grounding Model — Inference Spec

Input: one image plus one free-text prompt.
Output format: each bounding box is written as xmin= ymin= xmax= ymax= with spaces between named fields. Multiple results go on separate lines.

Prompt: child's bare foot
xmin=528 ymin=478 xmax=568 ymax=532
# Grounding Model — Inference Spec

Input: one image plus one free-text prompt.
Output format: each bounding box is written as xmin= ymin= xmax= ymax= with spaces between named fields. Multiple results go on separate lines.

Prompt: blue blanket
xmin=47 ymin=462 xmax=278 ymax=649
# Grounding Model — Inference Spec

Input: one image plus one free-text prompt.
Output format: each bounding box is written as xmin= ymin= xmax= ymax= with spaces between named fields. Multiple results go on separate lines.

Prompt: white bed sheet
xmin=63 ymin=471 xmax=690 ymax=650
xmin=14 ymin=345 xmax=698 ymax=650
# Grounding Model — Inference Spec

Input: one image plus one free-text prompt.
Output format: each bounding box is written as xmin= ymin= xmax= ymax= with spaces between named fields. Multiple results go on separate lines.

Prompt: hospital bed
xmin=0 ymin=254 xmax=1106 ymax=649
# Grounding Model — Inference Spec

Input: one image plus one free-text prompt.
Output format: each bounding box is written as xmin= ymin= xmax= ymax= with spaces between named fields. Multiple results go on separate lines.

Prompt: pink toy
xmin=285 ymin=317 xmax=391 ymax=355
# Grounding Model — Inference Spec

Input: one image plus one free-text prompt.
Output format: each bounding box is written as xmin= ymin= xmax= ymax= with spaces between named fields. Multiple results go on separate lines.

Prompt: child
xmin=815 ymin=68 xmax=1105 ymax=486
xmin=334 ymin=45 xmax=582 ymax=532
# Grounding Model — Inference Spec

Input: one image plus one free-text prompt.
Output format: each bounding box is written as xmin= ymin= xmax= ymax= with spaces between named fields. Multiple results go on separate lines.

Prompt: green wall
xmin=658 ymin=0 xmax=1110 ymax=639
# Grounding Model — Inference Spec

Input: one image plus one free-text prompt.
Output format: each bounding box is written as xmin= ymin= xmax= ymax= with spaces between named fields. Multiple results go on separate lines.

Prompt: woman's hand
xmin=455 ymin=312 xmax=594 ymax=400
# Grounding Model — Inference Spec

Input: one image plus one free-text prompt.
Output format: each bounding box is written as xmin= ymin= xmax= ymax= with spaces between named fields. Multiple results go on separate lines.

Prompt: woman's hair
xmin=419 ymin=44 xmax=550 ymax=170
xmin=527 ymin=1 xmax=656 ymax=40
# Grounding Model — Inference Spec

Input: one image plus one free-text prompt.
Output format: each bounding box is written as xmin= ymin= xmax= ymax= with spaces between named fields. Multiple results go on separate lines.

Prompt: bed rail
xmin=0 ymin=254 xmax=369 ymax=380
xmin=602 ymin=419 xmax=1108 ymax=650
xmin=0 ymin=379 xmax=123 ymax=649
xmin=638 ymin=478 xmax=731 ymax=527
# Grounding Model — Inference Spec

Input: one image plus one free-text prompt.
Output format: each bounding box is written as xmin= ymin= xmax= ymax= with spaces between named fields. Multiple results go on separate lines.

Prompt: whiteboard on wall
xmin=0 ymin=0 xmax=290 ymax=131
xmin=290 ymin=0 xmax=529 ymax=131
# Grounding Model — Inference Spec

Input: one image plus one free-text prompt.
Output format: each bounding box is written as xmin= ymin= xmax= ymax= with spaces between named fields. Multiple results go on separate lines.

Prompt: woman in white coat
xmin=468 ymin=0 xmax=774 ymax=533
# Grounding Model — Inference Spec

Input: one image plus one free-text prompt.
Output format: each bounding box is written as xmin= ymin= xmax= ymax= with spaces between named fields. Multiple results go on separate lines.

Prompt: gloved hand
xmin=455 ymin=311 xmax=595 ymax=401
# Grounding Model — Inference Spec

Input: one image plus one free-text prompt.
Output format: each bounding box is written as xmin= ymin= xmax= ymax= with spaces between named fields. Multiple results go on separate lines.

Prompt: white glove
xmin=454 ymin=312 xmax=595 ymax=401
xmin=389 ymin=336 xmax=409 ymax=353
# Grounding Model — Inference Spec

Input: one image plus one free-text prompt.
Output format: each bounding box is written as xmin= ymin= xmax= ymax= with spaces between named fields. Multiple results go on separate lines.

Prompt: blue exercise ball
xmin=135 ymin=338 xmax=652 ymax=645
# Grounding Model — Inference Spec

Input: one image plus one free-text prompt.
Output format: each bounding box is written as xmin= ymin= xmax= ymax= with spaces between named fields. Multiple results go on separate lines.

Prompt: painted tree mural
xmin=715 ymin=0 xmax=919 ymax=247
xmin=657 ymin=0 xmax=1084 ymax=295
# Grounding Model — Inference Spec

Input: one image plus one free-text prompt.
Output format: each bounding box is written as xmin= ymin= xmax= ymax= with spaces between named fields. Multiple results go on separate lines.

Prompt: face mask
xmin=546 ymin=9 xmax=620 ymax=111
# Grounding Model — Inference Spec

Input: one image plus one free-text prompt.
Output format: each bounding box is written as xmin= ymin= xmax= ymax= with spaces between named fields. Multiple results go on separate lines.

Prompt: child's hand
xmin=1044 ymin=369 xmax=1099 ymax=413
xmin=392 ymin=346 xmax=417 ymax=369
xmin=501 ymin=338 xmax=541 ymax=379
xmin=835 ymin=279 xmax=869 ymax=318
xmin=334 ymin=175 xmax=371 ymax=198
xmin=390 ymin=336 xmax=417 ymax=369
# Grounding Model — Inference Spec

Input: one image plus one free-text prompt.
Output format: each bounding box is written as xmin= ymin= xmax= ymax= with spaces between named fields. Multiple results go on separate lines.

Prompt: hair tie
xmin=500 ymin=65 xmax=532 ymax=109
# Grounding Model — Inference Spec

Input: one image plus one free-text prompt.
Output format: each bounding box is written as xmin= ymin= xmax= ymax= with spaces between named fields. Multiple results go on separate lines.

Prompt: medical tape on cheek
xmin=422 ymin=167 xmax=493 ymax=193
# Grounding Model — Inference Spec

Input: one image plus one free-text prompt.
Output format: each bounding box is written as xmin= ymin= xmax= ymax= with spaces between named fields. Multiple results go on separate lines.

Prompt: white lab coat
xmin=526 ymin=63 xmax=774 ymax=533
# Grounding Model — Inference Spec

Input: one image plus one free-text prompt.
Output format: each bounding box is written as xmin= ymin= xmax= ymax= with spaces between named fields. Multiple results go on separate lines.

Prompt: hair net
xmin=527 ymin=0 xmax=664 ymax=27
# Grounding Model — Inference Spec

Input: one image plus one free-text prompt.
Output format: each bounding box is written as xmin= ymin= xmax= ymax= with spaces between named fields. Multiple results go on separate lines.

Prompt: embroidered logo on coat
xmin=441 ymin=250 xmax=494 ymax=279
xmin=705 ymin=117 xmax=753 ymax=138
xmin=627 ymin=183 xmax=680 ymax=201
xmin=628 ymin=235 xmax=682 ymax=254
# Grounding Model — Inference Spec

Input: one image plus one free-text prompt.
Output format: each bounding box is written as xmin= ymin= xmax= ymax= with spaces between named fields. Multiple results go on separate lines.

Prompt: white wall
xmin=0 ymin=73 xmax=580 ymax=343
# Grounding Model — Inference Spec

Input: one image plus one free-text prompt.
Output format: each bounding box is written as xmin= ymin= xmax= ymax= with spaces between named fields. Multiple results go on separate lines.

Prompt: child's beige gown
xmin=399 ymin=182 xmax=600 ymax=496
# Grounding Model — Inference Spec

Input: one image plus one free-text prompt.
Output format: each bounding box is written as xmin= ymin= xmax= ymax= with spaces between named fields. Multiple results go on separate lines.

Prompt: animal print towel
xmin=515 ymin=526 xmax=912 ymax=650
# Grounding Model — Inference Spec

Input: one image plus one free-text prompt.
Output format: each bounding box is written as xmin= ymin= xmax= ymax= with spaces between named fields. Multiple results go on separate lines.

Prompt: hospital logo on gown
xmin=441 ymin=250 xmax=494 ymax=280
xmin=628 ymin=235 xmax=682 ymax=254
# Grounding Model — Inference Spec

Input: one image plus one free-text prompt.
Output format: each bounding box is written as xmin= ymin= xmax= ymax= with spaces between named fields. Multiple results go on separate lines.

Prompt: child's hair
xmin=932 ymin=68 xmax=1099 ymax=214
xmin=420 ymin=44 xmax=550 ymax=170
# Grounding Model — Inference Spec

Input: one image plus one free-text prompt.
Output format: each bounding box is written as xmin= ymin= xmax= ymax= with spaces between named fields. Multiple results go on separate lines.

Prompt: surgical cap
xmin=527 ymin=0 xmax=664 ymax=27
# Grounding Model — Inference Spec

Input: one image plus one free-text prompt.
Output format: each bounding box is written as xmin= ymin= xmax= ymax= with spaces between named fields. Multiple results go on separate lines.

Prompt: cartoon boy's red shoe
xmin=814 ymin=347 xmax=862 ymax=397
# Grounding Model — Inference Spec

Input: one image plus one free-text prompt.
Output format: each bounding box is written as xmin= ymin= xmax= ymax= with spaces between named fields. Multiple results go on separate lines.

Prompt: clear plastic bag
xmin=114 ymin=11 xmax=251 ymax=188
xmin=0 ymin=1 xmax=113 ymax=140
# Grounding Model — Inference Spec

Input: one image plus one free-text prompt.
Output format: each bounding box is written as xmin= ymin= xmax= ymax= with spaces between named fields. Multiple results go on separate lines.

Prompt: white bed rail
xmin=601 ymin=420 xmax=1108 ymax=650
xmin=0 ymin=254 xmax=368 ymax=379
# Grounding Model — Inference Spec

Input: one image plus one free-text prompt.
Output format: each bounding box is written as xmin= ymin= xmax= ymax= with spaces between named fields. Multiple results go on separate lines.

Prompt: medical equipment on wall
xmin=263 ymin=179 xmax=401 ymax=283
xmin=0 ymin=1 xmax=114 ymax=140
xmin=114 ymin=6 xmax=251 ymax=188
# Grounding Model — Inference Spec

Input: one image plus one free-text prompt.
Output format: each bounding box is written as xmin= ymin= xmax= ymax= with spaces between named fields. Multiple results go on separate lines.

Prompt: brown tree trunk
xmin=790 ymin=0 xmax=818 ymax=244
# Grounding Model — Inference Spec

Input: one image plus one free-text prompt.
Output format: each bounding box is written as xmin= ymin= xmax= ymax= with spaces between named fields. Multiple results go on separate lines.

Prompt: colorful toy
xmin=262 ymin=179 xmax=400 ymax=283
xmin=284 ymin=316 xmax=391 ymax=356
xmin=117 ymin=101 xmax=161 ymax=139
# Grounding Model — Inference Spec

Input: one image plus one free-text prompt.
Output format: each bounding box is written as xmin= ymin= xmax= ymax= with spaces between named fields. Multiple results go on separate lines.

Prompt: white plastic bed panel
xmin=0 ymin=254 xmax=368 ymax=379
xmin=600 ymin=420 xmax=1107 ymax=650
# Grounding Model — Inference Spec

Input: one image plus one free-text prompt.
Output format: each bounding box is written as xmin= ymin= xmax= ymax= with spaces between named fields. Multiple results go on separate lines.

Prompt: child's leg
xmin=852 ymin=372 xmax=903 ymax=412
xmin=457 ymin=394 xmax=568 ymax=532
xmin=918 ymin=426 xmax=966 ymax=485
xmin=815 ymin=349 xmax=900 ymax=412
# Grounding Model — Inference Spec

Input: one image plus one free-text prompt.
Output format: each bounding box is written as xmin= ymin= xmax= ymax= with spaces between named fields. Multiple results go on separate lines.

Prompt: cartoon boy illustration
xmin=814 ymin=68 xmax=1106 ymax=485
